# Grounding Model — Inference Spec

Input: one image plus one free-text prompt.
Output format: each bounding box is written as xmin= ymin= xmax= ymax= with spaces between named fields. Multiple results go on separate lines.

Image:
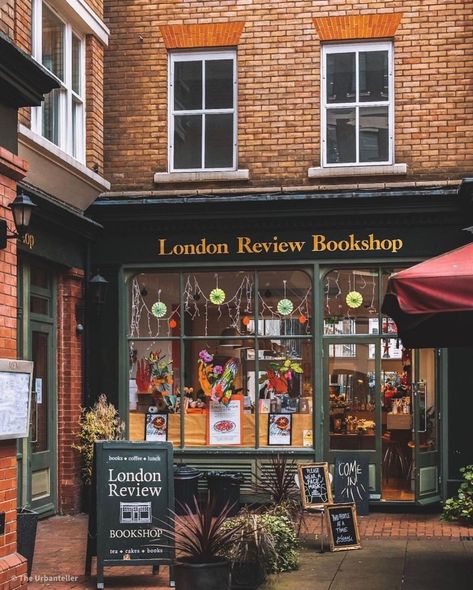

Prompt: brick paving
xmin=23 ymin=512 xmax=473 ymax=589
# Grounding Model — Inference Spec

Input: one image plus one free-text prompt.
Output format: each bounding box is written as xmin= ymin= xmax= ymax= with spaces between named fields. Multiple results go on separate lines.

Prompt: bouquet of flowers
xmin=261 ymin=358 xmax=303 ymax=395
xmin=145 ymin=350 xmax=173 ymax=393
xmin=197 ymin=349 xmax=238 ymax=405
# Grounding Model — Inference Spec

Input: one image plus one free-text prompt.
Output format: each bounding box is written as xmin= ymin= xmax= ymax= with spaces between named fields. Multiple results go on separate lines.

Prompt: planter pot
xmin=17 ymin=508 xmax=38 ymax=577
xmin=175 ymin=557 xmax=231 ymax=590
xmin=231 ymin=560 xmax=266 ymax=590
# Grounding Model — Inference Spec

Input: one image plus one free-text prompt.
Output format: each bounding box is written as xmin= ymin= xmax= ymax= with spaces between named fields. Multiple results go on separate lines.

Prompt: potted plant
xmin=221 ymin=509 xmax=276 ymax=590
xmin=72 ymin=394 xmax=125 ymax=511
xmin=160 ymin=495 xmax=242 ymax=590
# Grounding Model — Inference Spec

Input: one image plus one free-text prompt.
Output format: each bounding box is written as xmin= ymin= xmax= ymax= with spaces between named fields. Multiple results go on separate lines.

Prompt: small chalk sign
xmin=325 ymin=503 xmax=361 ymax=552
xmin=298 ymin=462 xmax=333 ymax=508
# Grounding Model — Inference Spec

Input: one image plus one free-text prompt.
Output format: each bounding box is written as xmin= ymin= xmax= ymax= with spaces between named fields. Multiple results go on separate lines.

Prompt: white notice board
xmin=0 ymin=359 xmax=33 ymax=440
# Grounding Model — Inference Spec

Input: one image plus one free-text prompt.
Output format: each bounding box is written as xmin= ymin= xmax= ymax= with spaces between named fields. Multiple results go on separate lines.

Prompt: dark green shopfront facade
xmin=87 ymin=186 xmax=473 ymax=505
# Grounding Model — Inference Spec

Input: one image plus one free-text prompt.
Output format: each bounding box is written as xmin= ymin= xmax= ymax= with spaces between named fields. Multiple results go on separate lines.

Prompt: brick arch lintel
xmin=159 ymin=22 xmax=245 ymax=49
xmin=313 ymin=13 xmax=403 ymax=41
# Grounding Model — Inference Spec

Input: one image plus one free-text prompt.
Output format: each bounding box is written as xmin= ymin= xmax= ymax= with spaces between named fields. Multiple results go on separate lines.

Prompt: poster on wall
xmin=144 ymin=413 xmax=168 ymax=441
xmin=268 ymin=413 xmax=292 ymax=445
xmin=0 ymin=359 xmax=33 ymax=440
xmin=207 ymin=395 xmax=243 ymax=445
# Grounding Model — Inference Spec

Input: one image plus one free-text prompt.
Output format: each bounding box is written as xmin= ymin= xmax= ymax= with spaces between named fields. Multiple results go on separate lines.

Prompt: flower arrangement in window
xmin=197 ymin=349 xmax=239 ymax=405
xmin=136 ymin=350 xmax=173 ymax=394
xmin=261 ymin=358 xmax=303 ymax=396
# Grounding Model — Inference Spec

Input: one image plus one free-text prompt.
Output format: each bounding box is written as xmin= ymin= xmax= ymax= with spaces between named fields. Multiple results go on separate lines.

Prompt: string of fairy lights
xmin=129 ymin=274 xmax=313 ymax=339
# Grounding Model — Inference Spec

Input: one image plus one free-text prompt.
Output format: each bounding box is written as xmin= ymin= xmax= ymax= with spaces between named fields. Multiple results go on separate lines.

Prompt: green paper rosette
xmin=151 ymin=301 xmax=167 ymax=318
xmin=209 ymin=288 xmax=226 ymax=305
xmin=346 ymin=291 xmax=363 ymax=309
xmin=277 ymin=298 xmax=294 ymax=316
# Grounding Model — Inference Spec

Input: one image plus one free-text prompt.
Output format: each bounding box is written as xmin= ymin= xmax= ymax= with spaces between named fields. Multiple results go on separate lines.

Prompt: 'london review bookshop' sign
xmin=157 ymin=233 xmax=404 ymax=257
xmin=87 ymin=441 xmax=174 ymax=588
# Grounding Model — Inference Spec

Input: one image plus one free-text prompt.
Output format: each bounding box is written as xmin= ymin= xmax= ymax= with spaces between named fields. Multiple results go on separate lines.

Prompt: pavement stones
xmin=25 ymin=514 xmax=473 ymax=590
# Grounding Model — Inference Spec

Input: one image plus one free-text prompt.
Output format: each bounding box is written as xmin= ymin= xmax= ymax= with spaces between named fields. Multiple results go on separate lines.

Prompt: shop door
xmin=30 ymin=321 xmax=56 ymax=516
xmin=412 ymin=349 xmax=441 ymax=504
xmin=325 ymin=340 xmax=381 ymax=501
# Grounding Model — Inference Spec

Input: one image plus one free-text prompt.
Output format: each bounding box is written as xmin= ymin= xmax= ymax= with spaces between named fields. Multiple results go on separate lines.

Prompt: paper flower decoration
xmin=346 ymin=291 xmax=363 ymax=309
xmin=210 ymin=288 xmax=226 ymax=305
xmin=151 ymin=301 xmax=167 ymax=318
xmin=277 ymin=298 xmax=294 ymax=316
xmin=242 ymin=315 xmax=250 ymax=326
xmin=169 ymin=319 xmax=177 ymax=329
xmin=298 ymin=314 xmax=307 ymax=324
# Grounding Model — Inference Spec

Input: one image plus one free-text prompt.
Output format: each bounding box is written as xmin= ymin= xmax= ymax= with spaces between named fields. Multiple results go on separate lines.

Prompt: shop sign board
xmin=325 ymin=503 xmax=361 ymax=552
xmin=334 ymin=455 xmax=370 ymax=516
xmin=86 ymin=441 xmax=175 ymax=589
xmin=0 ymin=359 xmax=33 ymax=440
xmin=298 ymin=462 xmax=333 ymax=509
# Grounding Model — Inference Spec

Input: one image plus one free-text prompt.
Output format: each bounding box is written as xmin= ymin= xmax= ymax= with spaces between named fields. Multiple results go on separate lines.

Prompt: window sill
xmin=308 ymin=163 xmax=407 ymax=178
xmin=18 ymin=124 xmax=110 ymax=211
xmin=154 ymin=169 xmax=250 ymax=183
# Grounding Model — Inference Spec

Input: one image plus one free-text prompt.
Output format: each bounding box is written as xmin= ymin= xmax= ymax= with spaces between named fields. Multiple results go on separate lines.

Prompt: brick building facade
xmin=103 ymin=1 xmax=473 ymax=192
xmin=87 ymin=0 xmax=473 ymax=510
xmin=0 ymin=3 xmax=108 ymax=585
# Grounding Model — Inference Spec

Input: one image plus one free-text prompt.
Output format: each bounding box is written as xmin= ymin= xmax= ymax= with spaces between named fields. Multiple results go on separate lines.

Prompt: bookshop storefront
xmin=88 ymin=188 xmax=468 ymax=505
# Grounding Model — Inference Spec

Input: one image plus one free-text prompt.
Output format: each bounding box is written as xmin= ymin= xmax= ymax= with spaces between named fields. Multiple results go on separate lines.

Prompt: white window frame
xmin=169 ymin=50 xmax=237 ymax=173
xmin=321 ymin=41 xmax=394 ymax=168
xmin=31 ymin=0 xmax=86 ymax=163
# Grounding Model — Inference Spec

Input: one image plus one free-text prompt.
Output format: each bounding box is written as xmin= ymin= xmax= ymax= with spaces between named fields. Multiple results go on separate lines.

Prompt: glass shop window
xmin=127 ymin=269 xmax=314 ymax=449
xmin=324 ymin=269 xmax=378 ymax=335
xmin=329 ymin=343 xmax=376 ymax=451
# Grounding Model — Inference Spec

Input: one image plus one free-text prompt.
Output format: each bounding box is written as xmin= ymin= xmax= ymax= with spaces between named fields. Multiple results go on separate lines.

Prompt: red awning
xmin=381 ymin=242 xmax=473 ymax=347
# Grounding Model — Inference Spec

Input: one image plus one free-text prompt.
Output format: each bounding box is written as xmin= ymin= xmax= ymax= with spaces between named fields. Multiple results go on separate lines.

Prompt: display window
xmin=127 ymin=269 xmax=314 ymax=449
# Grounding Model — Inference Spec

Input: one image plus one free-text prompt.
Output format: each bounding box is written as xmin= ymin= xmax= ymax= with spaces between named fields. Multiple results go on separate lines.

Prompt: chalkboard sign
xmin=325 ymin=503 xmax=361 ymax=552
xmin=298 ymin=462 xmax=333 ymax=508
xmin=334 ymin=455 xmax=369 ymax=516
xmin=86 ymin=441 xmax=175 ymax=589
xmin=0 ymin=359 xmax=33 ymax=440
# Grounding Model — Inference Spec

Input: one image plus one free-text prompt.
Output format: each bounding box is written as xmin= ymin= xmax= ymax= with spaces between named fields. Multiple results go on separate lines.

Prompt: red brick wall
xmin=86 ymin=35 xmax=105 ymax=176
xmin=57 ymin=268 xmax=85 ymax=515
xmin=0 ymin=149 xmax=28 ymax=587
xmin=103 ymin=0 xmax=473 ymax=191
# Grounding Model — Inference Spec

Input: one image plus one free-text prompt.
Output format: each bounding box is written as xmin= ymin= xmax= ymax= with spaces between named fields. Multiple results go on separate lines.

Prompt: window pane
xmin=128 ymin=340 xmax=181 ymax=447
xmin=359 ymin=107 xmax=389 ymax=162
xmin=72 ymin=99 xmax=83 ymax=159
xmin=173 ymin=115 xmax=202 ymax=169
xmin=183 ymin=271 xmax=254 ymax=337
xmin=205 ymin=59 xmax=233 ymax=109
xmin=326 ymin=52 xmax=355 ymax=104
xmin=257 ymin=269 xmax=312 ymax=336
xmin=381 ymin=340 xmax=414 ymax=501
xmin=329 ymin=343 xmax=376 ymax=451
xmin=205 ymin=114 xmax=233 ymax=168
xmin=128 ymin=273 xmax=180 ymax=339
xmin=417 ymin=349 xmax=437 ymax=453
xmin=42 ymin=3 xmax=64 ymax=81
xmin=174 ymin=61 xmax=202 ymax=110
xmin=324 ymin=269 xmax=378 ymax=335
xmin=359 ymin=51 xmax=388 ymax=102
xmin=72 ymin=34 xmax=82 ymax=95
xmin=326 ymin=108 xmax=356 ymax=164
xmin=42 ymin=88 xmax=61 ymax=145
